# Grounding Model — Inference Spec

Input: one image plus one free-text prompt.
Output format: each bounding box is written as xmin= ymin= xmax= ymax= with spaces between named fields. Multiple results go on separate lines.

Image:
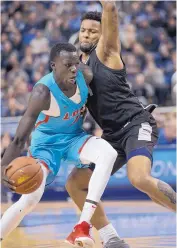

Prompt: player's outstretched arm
xmin=1 ymin=84 xmax=50 ymax=168
xmin=96 ymin=1 xmax=123 ymax=69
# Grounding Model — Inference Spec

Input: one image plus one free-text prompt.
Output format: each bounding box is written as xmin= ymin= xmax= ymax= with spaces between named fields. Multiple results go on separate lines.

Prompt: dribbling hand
xmin=2 ymin=165 xmax=16 ymax=192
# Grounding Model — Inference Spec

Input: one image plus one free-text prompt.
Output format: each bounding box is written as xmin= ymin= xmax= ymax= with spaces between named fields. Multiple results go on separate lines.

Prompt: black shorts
xmin=90 ymin=110 xmax=158 ymax=175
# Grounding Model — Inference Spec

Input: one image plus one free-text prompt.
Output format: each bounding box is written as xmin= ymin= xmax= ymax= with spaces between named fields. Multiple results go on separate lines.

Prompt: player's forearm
xmin=100 ymin=0 xmax=120 ymax=52
xmin=1 ymin=139 xmax=25 ymax=167
xmin=100 ymin=1 xmax=118 ymax=29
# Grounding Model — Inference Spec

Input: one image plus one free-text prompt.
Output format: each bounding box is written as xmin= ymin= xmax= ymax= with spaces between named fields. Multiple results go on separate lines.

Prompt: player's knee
xmin=128 ymin=174 xmax=151 ymax=192
xmin=97 ymin=140 xmax=117 ymax=163
xmin=107 ymin=146 xmax=117 ymax=161
xmin=17 ymin=196 xmax=39 ymax=214
xmin=25 ymin=197 xmax=40 ymax=208
xmin=103 ymin=145 xmax=117 ymax=166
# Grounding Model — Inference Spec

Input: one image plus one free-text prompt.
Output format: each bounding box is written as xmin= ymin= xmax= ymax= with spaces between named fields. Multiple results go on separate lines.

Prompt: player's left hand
xmin=1 ymin=165 xmax=16 ymax=192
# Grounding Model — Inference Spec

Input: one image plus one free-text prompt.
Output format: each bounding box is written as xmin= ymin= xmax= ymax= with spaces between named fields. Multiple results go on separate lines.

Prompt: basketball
xmin=5 ymin=157 xmax=43 ymax=194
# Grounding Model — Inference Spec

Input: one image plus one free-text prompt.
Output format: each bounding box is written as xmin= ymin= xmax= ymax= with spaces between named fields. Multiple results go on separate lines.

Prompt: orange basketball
xmin=5 ymin=157 xmax=43 ymax=194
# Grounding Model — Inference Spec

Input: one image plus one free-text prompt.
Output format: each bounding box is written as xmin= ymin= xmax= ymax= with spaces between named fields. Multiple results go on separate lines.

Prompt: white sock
xmin=99 ymin=223 xmax=120 ymax=244
xmin=79 ymin=201 xmax=97 ymax=224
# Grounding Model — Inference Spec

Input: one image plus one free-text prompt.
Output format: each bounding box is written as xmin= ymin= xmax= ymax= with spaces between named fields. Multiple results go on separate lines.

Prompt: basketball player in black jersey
xmin=66 ymin=2 xmax=176 ymax=248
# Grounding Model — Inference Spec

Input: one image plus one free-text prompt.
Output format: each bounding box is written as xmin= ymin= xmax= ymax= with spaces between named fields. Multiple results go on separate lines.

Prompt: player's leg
xmin=127 ymin=155 xmax=176 ymax=211
xmin=66 ymin=167 xmax=130 ymax=248
xmin=66 ymin=150 xmax=126 ymax=232
xmin=124 ymin=116 xmax=176 ymax=212
xmin=66 ymin=137 xmax=130 ymax=247
xmin=0 ymin=164 xmax=49 ymax=240
xmin=66 ymin=136 xmax=117 ymax=246
xmin=78 ymin=137 xmax=117 ymax=224
xmin=66 ymin=167 xmax=110 ymax=229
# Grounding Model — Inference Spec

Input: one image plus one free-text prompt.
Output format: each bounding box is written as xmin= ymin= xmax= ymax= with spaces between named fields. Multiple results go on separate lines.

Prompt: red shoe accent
xmin=66 ymin=221 xmax=94 ymax=247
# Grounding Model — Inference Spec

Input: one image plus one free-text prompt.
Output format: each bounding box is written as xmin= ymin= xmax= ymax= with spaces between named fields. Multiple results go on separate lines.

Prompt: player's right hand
xmin=2 ymin=165 xmax=16 ymax=192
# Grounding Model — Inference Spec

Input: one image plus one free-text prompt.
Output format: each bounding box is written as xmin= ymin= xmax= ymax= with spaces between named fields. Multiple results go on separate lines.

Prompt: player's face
xmin=53 ymin=51 xmax=80 ymax=85
xmin=79 ymin=19 xmax=101 ymax=53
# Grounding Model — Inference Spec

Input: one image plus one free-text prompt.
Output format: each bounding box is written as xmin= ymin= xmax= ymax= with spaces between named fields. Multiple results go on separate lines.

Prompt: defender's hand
xmin=99 ymin=0 xmax=105 ymax=6
xmin=2 ymin=165 xmax=16 ymax=191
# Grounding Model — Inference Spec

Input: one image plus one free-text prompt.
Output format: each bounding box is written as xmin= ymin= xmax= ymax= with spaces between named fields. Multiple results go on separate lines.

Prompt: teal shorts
xmin=28 ymin=133 xmax=92 ymax=185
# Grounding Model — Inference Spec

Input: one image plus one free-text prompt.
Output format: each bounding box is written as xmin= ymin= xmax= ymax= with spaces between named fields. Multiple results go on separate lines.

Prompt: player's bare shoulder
xmin=29 ymin=83 xmax=51 ymax=112
xmin=78 ymin=63 xmax=93 ymax=85
xmin=32 ymin=84 xmax=50 ymax=103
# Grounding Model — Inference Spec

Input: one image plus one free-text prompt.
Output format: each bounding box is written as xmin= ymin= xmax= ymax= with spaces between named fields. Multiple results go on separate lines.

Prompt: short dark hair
xmin=50 ymin=43 xmax=76 ymax=61
xmin=81 ymin=11 xmax=102 ymax=23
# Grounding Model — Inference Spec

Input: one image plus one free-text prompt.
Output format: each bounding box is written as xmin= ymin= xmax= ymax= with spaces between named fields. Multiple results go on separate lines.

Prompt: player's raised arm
xmin=96 ymin=1 xmax=123 ymax=69
xmin=1 ymin=84 xmax=50 ymax=168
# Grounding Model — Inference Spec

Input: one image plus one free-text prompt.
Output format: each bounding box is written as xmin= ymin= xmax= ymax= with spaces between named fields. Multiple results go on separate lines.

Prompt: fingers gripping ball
xmin=5 ymin=157 xmax=44 ymax=194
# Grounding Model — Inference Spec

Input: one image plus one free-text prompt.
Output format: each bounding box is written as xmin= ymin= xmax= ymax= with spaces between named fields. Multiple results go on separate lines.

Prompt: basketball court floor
xmin=1 ymin=201 xmax=176 ymax=248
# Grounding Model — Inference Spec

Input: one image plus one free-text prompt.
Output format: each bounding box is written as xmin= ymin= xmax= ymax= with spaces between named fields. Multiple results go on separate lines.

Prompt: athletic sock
xmin=78 ymin=201 xmax=97 ymax=224
xmin=99 ymin=223 xmax=120 ymax=244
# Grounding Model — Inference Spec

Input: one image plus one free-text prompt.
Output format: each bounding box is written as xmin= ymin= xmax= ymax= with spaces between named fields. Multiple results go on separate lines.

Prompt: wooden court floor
xmin=1 ymin=201 xmax=176 ymax=248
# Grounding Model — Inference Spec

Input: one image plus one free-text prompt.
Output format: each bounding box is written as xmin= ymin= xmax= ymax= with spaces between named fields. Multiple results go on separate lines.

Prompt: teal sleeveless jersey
xmin=29 ymin=70 xmax=91 ymax=184
xmin=31 ymin=70 xmax=88 ymax=148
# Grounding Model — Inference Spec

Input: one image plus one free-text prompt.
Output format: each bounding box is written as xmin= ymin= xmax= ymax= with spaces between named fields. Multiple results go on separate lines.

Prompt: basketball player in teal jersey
xmin=1 ymin=43 xmax=118 ymax=247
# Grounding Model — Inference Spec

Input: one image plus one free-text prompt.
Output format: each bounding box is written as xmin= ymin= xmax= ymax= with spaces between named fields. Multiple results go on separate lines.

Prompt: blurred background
xmin=1 ymin=1 xmax=176 ymax=247
xmin=1 ymin=0 xmax=176 ymax=201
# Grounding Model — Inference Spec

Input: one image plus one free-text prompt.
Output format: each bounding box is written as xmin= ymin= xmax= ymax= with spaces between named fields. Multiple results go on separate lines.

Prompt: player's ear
xmin=50 ymin=61 xmax=56 ymax=71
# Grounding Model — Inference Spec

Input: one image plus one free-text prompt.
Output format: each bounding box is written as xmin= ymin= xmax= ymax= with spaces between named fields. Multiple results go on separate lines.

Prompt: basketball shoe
xmin=104 ymin=237 xmax=130 ymax=248
xmin=65 ymin=221 xmax=94 ymax=248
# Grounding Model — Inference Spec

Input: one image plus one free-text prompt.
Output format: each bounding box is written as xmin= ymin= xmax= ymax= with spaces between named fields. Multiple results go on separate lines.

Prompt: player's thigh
xmin=126 ymin=155 xmax=154 ymax=192
xmin=123 ymin=121 xmax=158 ymax=182
xmin=67 ymin=135 xmax=117 ymax=165
xmin=127 ymin=156 xmax=152 ymax=183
